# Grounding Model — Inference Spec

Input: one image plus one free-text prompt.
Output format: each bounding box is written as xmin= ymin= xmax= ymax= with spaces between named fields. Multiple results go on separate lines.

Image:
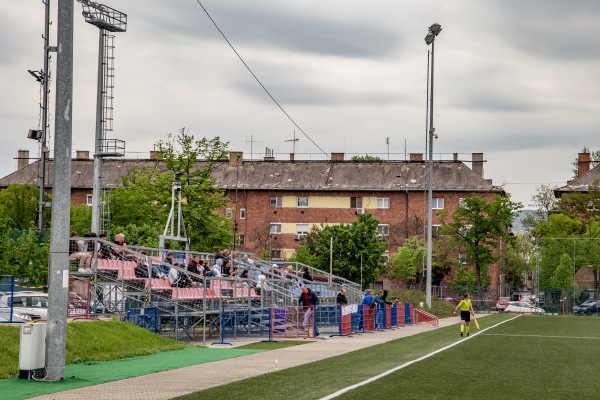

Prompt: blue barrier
xmin=127 ymin=307 xmax=159 ymax=333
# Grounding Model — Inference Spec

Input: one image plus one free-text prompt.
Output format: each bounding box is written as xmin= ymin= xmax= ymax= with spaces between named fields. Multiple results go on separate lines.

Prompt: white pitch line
xmin=319 ymin=315 xmax=521 ymax=400
xmin=484 ymin=333 xmax=600 ymax=340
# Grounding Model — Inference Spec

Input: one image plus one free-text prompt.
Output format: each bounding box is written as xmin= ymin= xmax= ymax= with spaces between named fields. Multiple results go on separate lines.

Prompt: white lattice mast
xmin=77 ymin=0 xmax=127 ymax=234
xmin=160 ymin=175 xmax=190 ymax=251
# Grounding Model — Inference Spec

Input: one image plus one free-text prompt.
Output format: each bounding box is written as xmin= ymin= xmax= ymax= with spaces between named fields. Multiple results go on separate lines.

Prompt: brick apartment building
xmin=1 ymin=149 xmax=506 ymax=288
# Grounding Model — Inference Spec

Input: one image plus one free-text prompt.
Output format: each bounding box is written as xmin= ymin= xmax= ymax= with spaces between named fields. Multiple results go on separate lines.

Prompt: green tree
xmin=439 ymin=194 xmax=522 ymax=295
xmin=109 ymin=129 xmax=233 ymax=251
xmin=522 ymin=184 xmax=558 ymax=230
xmin=8 ymin=229 xmax=49 ymax=286
xmin=0 ymin=205 xmax=16 ymax=273
xmin=289 ymin=243 xmax=317 ymax=267
xmin=110 ymin=223 xmax=162 ymax=248
xmin=556 ymin=190 xmax=600 ymax=226
xmin=70 ymin=204 xmax=92 ymax=234
xmin=389 ymin=236 xmax=423 ymax=283
xmin=155 ymin=129 xmax=232 ymax=250
xmin=351 ymin=155 xmax=383 ymax=162
xmin=500 ymin=234 xmax=534 ymax=289
xmin=0 ymin=184 xmax=50 ymax=230
xmin=304 ymin=213 xmax=388 ymax=288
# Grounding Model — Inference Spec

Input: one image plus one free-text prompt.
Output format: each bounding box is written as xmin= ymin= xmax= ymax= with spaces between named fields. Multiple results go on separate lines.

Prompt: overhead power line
xmin=192 ymin=0 xmax=329 ymax=159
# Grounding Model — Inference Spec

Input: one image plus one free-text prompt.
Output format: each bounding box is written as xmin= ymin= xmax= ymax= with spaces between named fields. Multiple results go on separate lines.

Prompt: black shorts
xmin=460 ymin=310 xmax=471 ymax=322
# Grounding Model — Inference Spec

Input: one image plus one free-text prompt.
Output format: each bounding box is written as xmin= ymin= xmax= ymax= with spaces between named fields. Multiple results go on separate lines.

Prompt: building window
xmin=432 ymin=198 xmax=444 ymax=209
xmin=296 ymin=223 xmax=309 ymax=235
xmin=270 ymin=249 xmax=282 ymax=260
xmin=433 ymin=224 xmax=442 ymax=237
xmin=459 ymin=198 xmax=466 ymax=208
xmin=270 ymin=223 xmax=282 ymax=234
xmin=86 ymin=194 xmax=93 ymax=207
xmin=377 ymin=224 xmax=389 ymax=236
xmin=377 ymin=198 xmax=390 ymax=209
xmin=297 ymin=196 xmax=309 ymax=208
xmin=237 ymin=234 xmax=245 ymax=246
xmin=350 ymin=197 xmax=363 ymax=208
xmin=270 ymin=196 xmax=282 ymax=207
xmin=225 ymin=208 xmax=232 ymax=219
xmin=459 ymin=252 xmax=467 ymax=264
xmin=240 ymin=208 xmax=246 ymax=219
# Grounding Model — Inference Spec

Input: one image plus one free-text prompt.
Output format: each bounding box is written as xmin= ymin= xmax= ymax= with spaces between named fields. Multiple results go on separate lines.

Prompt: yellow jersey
xmin=457 ymin=298 xmax=472 ymax=311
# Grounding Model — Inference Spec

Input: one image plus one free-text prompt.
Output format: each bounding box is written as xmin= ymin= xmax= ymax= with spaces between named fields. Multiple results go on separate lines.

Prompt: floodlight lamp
xmin=425 ymin=33 xmax=435 ymax=45
xmin=28 ymin=69 xmax=44 ymax=83
xmin=429 ymin=23 xmax=442 ymax=36
xmin=27 ymin=129 xmax=43 ymax=141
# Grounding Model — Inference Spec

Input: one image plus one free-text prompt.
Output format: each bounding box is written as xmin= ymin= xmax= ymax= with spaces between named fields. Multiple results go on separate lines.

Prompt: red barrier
xmin=409 ymin=303 xmax=415 ymax=324
xmin=385 ymin=304 xmax=392 ymax=328
xmin=339 ymin=305 xmax=354 ymax=335
xmin=363 ymin=304 xmax=375 ymax=331
xmin=396 ymin=303 xmax=405 ymax=326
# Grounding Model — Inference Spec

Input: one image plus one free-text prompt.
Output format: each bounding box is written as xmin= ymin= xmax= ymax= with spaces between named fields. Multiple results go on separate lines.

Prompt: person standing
xmin=299 ymin=285 xmax=320 ymax=336
xmin=336 ymin=288 xmax=348 ymax=306
xmin=454 ymin=293 xmax=475 ymax=337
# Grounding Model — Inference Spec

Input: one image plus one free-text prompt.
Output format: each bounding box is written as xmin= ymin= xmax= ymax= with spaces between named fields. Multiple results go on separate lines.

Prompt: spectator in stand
xmin=255 ymin=270 xmax=268 ymax=294
xmin=86 ymin=232 xmax=96 ymax=253
xmin=97 ymin=233 xmax=112 ymax=259
xmin=222 ymin=258 xmax=231 ymax=277
xmin=240 ymin=269 xmax=249 ymax=279
xmin=362 ymin=289 xmax=374 ymax=305
xmin=187 ymin=255 xmax=203 ymax=285
xmin=112 ymin=233 xmax=136 ymax=261
xmin=69 ymin=232 xmax=92 ymax=272
xmin=374 ymin=290 xmax=386 ymax=305
xmin=302 ymin=267 xmax=313 ymax=282
xmin=230 ymin=266 xmax=240 ymax=278
xmin=214 ymin=249 xmax=226 ymax=263
xmin=164 ymin=252 xmax=175 ymax=266
xmin=298 ymin=285 xmax=320 ymax=336
xmin=336 ymin=288 xmax=348 ymax=306
xmin=206 ymin=260 xmax=222 ymax=278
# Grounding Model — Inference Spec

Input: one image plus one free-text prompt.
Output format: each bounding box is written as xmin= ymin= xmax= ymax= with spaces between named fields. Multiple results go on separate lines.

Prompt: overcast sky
xmin=2 ymin=0 xmax=599 ymax=207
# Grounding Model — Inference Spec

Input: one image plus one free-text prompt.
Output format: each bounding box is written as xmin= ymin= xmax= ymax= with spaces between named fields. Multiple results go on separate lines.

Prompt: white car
xmin=0 ymin=291 xmax=48 ymax=319
xmin=503 ymin=301 xmax=544 ymax=314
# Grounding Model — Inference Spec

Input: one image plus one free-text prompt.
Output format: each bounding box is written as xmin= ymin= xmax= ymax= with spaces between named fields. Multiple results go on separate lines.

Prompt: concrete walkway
xmin=30 ymin=315 xmax=484 ymax=400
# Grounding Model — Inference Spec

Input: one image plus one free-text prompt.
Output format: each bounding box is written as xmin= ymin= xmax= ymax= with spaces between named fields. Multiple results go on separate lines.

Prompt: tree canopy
xmin=439 ymin=194 xmax=522 ymax=294
xmin=303 ymin=213 xmax=388 ymax=288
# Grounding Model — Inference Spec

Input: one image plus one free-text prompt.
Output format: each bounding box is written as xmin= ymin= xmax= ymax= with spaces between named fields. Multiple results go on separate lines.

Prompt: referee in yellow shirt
xmin=453 ymin=293 xmax=475 ymax=337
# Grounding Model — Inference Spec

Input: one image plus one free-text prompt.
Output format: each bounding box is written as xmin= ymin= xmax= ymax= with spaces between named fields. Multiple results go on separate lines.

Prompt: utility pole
xmin=45 ymin=0 xmax=73 ymax=381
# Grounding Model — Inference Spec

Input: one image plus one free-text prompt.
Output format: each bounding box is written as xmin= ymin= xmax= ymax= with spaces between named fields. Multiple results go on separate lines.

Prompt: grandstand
xmin=68 ymin=238 xmax=364 ymax=341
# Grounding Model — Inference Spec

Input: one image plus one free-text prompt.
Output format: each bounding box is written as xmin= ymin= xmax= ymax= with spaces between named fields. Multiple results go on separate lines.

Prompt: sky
xmin=1 ymin=0 xmax=599 ymax=208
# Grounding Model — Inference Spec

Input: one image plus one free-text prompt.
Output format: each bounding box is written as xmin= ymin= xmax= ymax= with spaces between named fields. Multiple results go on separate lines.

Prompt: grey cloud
xmin=137 ymin=2 xmax=400 ymax=59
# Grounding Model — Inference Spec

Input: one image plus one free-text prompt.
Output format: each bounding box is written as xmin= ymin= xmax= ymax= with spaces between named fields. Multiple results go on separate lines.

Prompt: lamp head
xmin=429 ymin=23 xmax=442 ymax=35
xmin=425 ymin=33 xmax=435 ymax=45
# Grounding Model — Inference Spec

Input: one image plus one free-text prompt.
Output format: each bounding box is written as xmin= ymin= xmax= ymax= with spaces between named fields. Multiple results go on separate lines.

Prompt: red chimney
xmin=578 ymin=152 xmax=591 ymax=177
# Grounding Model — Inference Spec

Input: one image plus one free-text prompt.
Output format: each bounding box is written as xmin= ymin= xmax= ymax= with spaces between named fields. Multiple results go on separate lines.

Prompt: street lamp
xmin=425 ymin=23 xmax=442 ymax=308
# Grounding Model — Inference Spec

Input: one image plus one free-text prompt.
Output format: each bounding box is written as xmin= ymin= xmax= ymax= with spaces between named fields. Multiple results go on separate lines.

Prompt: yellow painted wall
xmin=362 ymin=197 xmax=380 ymax=209
xmin=280 ymin=196 xmax=366 ymax=208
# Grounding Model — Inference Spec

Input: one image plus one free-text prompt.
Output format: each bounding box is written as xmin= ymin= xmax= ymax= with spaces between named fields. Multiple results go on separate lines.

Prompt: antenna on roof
xmin=245 ymin=134 xmax=263 ymax=161
xmin=285 ymin=130 xmax=299 ymax=155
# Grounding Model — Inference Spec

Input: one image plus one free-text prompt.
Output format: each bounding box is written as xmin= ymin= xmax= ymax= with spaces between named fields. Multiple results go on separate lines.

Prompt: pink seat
xmin=147 ymin=279 xmax=173 ymax=291
xmin=118 ymin=267 xmax=144 ymax=281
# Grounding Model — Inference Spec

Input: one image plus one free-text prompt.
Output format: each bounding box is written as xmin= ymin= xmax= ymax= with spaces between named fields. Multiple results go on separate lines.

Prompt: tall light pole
xmin=425 ymin=23 xmax=442 ymax=308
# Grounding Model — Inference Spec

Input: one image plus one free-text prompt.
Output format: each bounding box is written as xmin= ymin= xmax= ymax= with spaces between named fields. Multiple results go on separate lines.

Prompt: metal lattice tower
xmin=77 ymin=0 xmax=127 ymax=235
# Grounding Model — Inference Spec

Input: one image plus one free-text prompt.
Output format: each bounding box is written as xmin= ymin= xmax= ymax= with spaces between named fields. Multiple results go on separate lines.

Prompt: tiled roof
xmin=0 ymin=158 xmax=504 ymax=194
xmin=554 ymin=165 xmax=600 ymax=196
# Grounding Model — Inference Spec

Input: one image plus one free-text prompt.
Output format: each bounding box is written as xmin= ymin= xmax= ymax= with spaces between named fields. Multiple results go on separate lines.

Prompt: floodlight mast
xmin=77 ymin=0 xmax=127 ymax=234
xmin=424 ymin=23 xmax=442 ymax=309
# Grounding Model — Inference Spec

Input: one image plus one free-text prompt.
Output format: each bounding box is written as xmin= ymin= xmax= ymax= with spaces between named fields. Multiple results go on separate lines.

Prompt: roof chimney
xmin=75 ymin=150 xmax=90 ymax=160
xmin=453 ymin=153 xmax=459 ymax=161
xmin=150 ymin=150 xmax=161 ymax=160
xmin=17 ymin=150 xmax=29 ymax=170
xmin=409 ymin=153 xmax=423 ymax=161
xmin=290 ymin=153 xmax=295 ymax=162
xmin=578 ymin=152 xmax=591 ymax=177
xmin=472 ymin=153 xmax=484 ymax=177
xmin=331 ymin=152 xmax=344 ymax=161
xmin=229 ymin=151 xmax=243 ymax=166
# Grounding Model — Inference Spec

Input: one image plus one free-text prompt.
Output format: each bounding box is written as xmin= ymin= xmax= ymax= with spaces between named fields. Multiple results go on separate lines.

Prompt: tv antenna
xmin=285 ymin=130 xmax=299 ymax=154
xmin=246 ymin=134 xmax=263 ymax=160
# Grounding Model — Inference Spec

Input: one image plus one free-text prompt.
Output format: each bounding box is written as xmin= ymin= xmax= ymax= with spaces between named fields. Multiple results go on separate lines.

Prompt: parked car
xmin=0 ymin=299 xmax=41 ymax=322
xmin=0 ymin=291 xmax=48 ymax=319
xmin=496 ymin=297 xmax=510 ymax=311
xmin=574 ymin=302 xmax=600 ymax=315
xmin=442 ymin=297 xmax=459 ymax=305
xmin=503 ymin=301 xmax=545 ymax=314
xmin=573 ymin=300 xmax=597 ymax=313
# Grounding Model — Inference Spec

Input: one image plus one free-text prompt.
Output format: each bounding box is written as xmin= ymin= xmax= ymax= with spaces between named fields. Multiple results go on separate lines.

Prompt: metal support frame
xmin=159 ymin=178 xmax=190 ymax=250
